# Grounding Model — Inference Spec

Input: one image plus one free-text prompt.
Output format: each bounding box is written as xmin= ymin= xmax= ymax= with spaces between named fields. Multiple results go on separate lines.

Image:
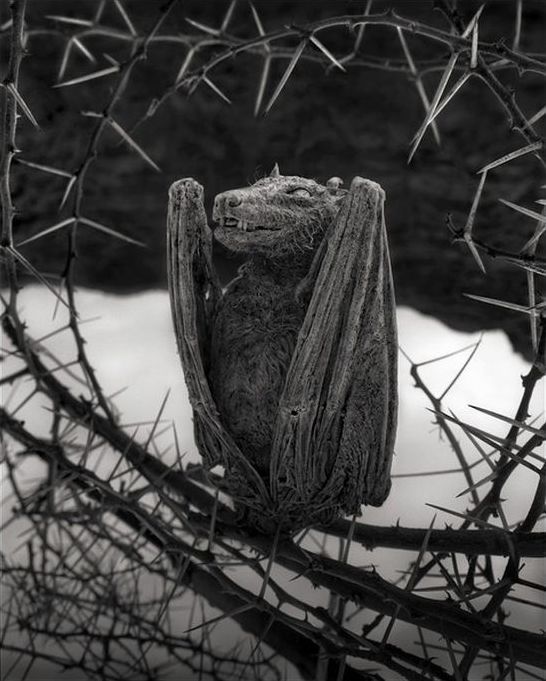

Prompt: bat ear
xmin=327 ymin=177 xmax=344 ymax=195
xmin=270 ymin=163 xmax=281 ymax=178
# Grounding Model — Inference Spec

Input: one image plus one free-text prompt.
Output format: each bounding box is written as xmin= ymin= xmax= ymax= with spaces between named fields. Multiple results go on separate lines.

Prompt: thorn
xmin=202 ymin=75 xmax=232 ymax=104
xmin=108 ymin=117 xmax=161 ymax=171
xmin=478 ymin=141 xmax=543 ymax=173
xmin=16 ymin=218 xmax=76 ymax=247
xmin=408 ymin=52 xmax=459 ymax=163
xmin=6 ymin=83 xmax=39 ymax=128
xmin=113 ymin=0 xmax=137 ymax=36
xmin=309 ymin=35 xmax=346 ymax=72
xmin=79 ymin=217 xmax=147 ymax=247
xmin=54 ymin=65 xmax=120 ymax=88
xmin=499 ymin=198 xmax=546 ymax=224
xmin=264 ymin=40 xmax=307 ymax=115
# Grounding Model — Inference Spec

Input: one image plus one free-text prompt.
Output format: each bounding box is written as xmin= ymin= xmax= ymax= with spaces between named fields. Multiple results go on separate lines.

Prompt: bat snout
xmin=227 ymin=194 xmax=242 ymax=207
xmin=213 ymin=190 xmax=246 ymax=223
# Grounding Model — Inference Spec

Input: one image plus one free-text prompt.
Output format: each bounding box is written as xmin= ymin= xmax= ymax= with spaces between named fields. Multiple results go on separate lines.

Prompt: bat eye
xmin=287 ymin=187 xmax=311 ymax=198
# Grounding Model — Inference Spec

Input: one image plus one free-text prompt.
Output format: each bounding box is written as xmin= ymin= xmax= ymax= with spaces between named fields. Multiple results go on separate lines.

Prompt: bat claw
xmin=349 ymin=176 xmax=385 ymax=201
xmin=169 ymin=178 xmax=204 ymax=203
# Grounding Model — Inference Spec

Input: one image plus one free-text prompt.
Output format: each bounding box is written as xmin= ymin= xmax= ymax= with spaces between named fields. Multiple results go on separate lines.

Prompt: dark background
xmin=6 ymin=0 xmax=545 ymax=357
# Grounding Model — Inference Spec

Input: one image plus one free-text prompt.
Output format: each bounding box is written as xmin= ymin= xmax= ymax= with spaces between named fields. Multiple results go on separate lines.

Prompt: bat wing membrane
xmin=271 ymin=177 xmax=398 ymax=516
xmin=167 ymin=180 xmax=271 ymax=502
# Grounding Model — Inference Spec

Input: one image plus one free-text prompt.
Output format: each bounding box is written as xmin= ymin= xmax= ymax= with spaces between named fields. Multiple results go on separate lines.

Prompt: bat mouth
xmin=214 ymin=216 xmax=281 ymax=233
xmin=213 ymin=216 xmax=287 ymax=254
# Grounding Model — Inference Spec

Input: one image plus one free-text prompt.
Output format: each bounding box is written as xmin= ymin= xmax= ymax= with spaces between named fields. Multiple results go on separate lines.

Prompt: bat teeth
xmin=222 ymin=216 xmax=256 ymax=231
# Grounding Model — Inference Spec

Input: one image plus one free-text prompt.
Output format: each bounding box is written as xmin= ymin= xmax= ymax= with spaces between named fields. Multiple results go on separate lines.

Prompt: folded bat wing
xmin=167 ymin=179 xmax=271 ymax=503
xmin=271 ymin=177 xmax=398 ymax=517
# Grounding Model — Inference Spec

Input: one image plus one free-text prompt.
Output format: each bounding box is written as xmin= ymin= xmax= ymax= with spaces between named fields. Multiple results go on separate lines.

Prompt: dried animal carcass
xmin=167 ymin=167 xmax=397 ymax=532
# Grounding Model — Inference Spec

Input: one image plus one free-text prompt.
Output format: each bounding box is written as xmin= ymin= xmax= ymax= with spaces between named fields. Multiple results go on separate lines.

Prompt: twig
xmin=0 ymin=0 xmax=28 ymax=311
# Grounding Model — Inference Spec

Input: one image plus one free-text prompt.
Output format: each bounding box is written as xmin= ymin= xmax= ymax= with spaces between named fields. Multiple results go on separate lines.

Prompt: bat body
xmin=210 ymin=257 xmax=306 ymax=476
xmin=167 ymin=167 xmax=397 ymax=532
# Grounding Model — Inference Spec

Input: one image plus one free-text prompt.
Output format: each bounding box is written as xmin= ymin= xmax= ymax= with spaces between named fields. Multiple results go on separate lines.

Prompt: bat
xmin=167 ymin=166 xmax=397 ymax=532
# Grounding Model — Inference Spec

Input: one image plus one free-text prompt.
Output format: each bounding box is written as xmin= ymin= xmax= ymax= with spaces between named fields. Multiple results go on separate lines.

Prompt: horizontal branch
xmin=183 ymin=517 xmax=546 ymax=670
xmin=272 ymin=543 xmax=546 ymax=669
xmin=174 ymin=10 xmax=546 ymax=89
xmin=185 ymin=562 xmax=382 ymax=681
xmin=318 ymin=518 xmax=546 ymax=558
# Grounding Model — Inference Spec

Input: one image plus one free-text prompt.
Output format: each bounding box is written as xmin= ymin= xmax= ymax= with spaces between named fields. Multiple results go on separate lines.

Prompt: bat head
xmin=212 ymin=165 xmax=347 ymax=257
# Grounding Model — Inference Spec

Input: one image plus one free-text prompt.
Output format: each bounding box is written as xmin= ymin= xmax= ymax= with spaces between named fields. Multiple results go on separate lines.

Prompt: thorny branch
xmin=0 ymin=0 xmax=26 ymax=308
xmin=1 ymin=2 xmax=545 ymax=680
xmin=2 ymin=403 xmax=545 ymax=673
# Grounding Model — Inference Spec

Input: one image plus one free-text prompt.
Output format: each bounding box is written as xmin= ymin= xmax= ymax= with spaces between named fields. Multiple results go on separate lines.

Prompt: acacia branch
xmin=435 ymin=0 xmax=543 ymax=154
xmin=1 ymin=312 xmax=229 ymax=521
xmin=3 ymin=400 xmax=545 ymax=672
xmin=0 ymin=409 xmax=385 ymax=681
xmin=468 ymin=326 xmax=546 ymax=526
xmin=54 ymin=0 xmax=180 ymax=423
xmin=0 ymin=0 xmax=27 ymax=309
xmin=318 ymin=518 xmax=546 ymax=558
xmin=205 ymin=523 xmax=546 ymax=669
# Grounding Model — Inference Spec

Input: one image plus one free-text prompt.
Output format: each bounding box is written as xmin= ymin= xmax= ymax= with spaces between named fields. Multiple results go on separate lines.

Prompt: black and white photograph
xmin=1 ymin=1 xmax=545 ymax=679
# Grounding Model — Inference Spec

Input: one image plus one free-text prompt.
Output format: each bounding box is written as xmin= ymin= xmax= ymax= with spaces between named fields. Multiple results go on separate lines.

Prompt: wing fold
xmin=271 ymin=177 xmax=398 ymax=517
